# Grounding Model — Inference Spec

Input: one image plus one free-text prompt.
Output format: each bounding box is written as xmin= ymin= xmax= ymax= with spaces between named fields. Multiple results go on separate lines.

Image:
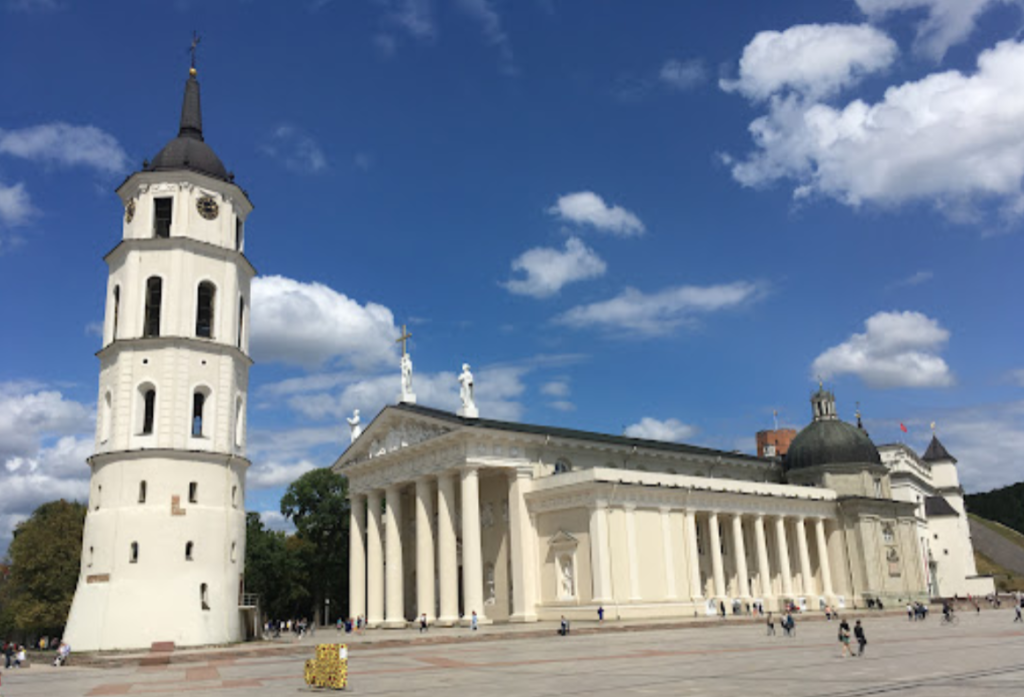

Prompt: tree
xmin=0 ymin=500 xmax=86 ymax=635
xmin=244 ymin=512 xmax=310 ymax=621
xmin=279 ymin=468 xmax=349 ymax=624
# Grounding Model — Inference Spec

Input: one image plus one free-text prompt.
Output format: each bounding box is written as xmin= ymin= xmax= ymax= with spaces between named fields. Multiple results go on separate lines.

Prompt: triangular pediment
xmin=335 ymin=405 xmax=460 ymax=469
xmin=549 ymin=530 xmax=579 ymax=549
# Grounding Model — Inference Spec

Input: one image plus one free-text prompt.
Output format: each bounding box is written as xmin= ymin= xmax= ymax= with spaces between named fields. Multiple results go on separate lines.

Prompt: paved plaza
xmin=3 ymin=610 xmax=1023 ymax=696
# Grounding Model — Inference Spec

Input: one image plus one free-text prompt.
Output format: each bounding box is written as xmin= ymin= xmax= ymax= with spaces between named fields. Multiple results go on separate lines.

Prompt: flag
xmin=900 ymin=423 xmax=908 ymax=433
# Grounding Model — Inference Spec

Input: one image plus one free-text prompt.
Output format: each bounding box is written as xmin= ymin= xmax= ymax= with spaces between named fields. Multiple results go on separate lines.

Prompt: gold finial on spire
xmin=396 ymin=324 xmax=412 ymax=356
xmin=931 ymin=421 xmax=937 ymax=433
xmin=818 ymin=375 xmax=824 ymax=390
xmin=189 ymin=31 xmax=201 ymax=76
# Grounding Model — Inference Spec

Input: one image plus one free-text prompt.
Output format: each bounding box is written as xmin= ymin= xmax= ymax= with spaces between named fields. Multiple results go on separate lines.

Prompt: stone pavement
xmin=2 ymin=609 xmax=1023 ymax=696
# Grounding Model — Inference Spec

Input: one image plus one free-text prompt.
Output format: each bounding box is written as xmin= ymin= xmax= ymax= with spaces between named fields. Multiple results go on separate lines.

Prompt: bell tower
xmin=64 ymin=63 xmax=255 ymax=651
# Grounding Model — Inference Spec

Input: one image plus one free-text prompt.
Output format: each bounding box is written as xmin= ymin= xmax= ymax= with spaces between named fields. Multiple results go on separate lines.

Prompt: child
xmin=766 ymin=612 xmax=775 ymax=636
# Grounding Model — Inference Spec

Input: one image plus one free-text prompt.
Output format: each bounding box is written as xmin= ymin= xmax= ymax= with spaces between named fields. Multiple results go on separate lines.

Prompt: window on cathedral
xmin=138 ymin=481 xmax=147 ymax=504
xmin=237 ymin=297 xmax=245 ymax=350
xmin=231 ymin=485 xmax=238 ymax=508
xmin=142 ymin=388 xmax=156 ymax=435
xmin=143 ymin=277 xmax=162 ymax=337
xmin=95 ymin=484 xmax=102 ymax=510
xmin=88 ymin=546 xmax=94 ymax=568
xmin=696 ymin=522 xmax=704 ymax=555
xmin=130 ymin=542 xmax=139 ymax=564
xmin=185 ymin=541 xmax=194 ymax=561
xmin=230 ymin=542 xmax=237 ymax=563
xmin=154 ymin=197 xmax=172 ymax=238
xmin=235 ymin=397 xmax=244 ymax=448
xmin=196 ymin=282 xmax=216 ymax=338
xmin=112 ymin=285 xmax=120 ymax=340
xmin=882 ymin=525 xmax=895 ymax=545
xmin=189 ymin=482 xmax=198 ymax=504
xmin=192 ymin=392 xmax=206 ymax=437
xmin=201 ymin=583 xmax=210 ymax=610
xmin=873 ymin=478 xmax=883 ymax=498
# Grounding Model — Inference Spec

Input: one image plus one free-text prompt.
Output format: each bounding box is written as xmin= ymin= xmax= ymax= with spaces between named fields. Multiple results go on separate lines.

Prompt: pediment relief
xmin=549 ymin=530 xmax=579 ymax=550
xmin=365 ymin=421 xmax=453 ymax=459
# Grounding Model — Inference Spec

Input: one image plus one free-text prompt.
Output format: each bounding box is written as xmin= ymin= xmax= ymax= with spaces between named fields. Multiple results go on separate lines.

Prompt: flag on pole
xmin=899 ymin=423 xmax=908 ymax=433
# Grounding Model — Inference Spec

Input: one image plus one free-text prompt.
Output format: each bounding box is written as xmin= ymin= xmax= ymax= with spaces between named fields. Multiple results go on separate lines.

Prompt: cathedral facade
xmin=335 ymin=388 xmax=992 ymax=625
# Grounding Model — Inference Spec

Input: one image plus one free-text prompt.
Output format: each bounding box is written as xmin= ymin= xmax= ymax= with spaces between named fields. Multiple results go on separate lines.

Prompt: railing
xmin=239 ymin=593 xmax=259 ymax=608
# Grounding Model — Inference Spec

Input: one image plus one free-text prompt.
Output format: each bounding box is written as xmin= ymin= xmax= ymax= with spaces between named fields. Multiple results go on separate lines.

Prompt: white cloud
xmin=721 ymin=24 xmax=897 ymax=101
xmin=1009 ymin=368 xmax=1024 ymax=387
xmin=456 ymin=0 xmax=517 ymax=75
xmin=250 ymin=275 xmax=397 ymax=370
xmin=812 ymin=310 xmax=954 ymax=388
xmin=0 ymin=381 xmax=95 ymax=554
xmin=856 ymin=0 xmax=1021 ymax=61
xmin=548 ymin=191 xmax=645 ymax=236
xmin=262 ymin=125 xmax=327 ymax=174
xmin=658 ymin=58 xmax=707 ymax=91
xmin=259 ymin=510 xmax=296 ymax=534
xmin=248 ymin=459 xmax=318 ymax=489
xmin=504 ymin=237 xmax=606 ymax=298
xmin=557 ymin=281 xmax=764 ymax=336
xmin=548 ymin=400 xmax=575 ymax=412
xmin=918 ymin=401 xmax=1024 ymax=492
xmin=540 ymin=380 xmax=570 ymax=398
xmin=0 ymin=181 xmax=34 ymax=227
xmin=888 ymin=270 xmax=934 ymax=289
xmin=383 ymin=0 xmax=435 ymax=40
xmin=624 ymin=417 xmax=698 ymax=442
xmin=726 ymin=40 xmax=1024 ymax=216
xmin=0 ymin=123 xmax=128 ymax=174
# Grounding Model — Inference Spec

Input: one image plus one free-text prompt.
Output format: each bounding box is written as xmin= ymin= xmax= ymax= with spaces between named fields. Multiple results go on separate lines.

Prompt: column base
xmin=366 ymin=617 xmax=384 ymax=629
xmin=381 ymin=619 xmax=409 ymax=629
xmin=435 ymin=615 xmax=459 ymax=627
xmin=461 ymin=616 xmax=493 ymax=627
xmin=509 ymin=613 xmax=538 ymax=623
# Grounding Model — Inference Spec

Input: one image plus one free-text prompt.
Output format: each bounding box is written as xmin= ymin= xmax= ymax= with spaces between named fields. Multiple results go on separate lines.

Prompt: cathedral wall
xmin=479 ymin=474 xmax=511 ymax=621
xmin=534 ymin=507 xmax=591 ymax=608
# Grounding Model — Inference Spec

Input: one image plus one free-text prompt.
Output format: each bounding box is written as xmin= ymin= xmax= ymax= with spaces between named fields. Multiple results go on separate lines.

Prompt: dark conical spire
xmin=178 ymin=70 xmax=203 ymax=140
xmin=922 ymin=435 xmax=957 ymax=463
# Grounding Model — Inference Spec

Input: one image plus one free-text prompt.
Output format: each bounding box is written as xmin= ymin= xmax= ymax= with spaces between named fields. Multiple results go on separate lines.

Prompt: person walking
xmin=470 ymin=610 xmax=479 ymax=631
xmin=3 ymin=640 xmax=13 ymax=669
xmin=598 ymin=605 xmax=604 ymax=624
xmin=854 ymin=620 xmax=867 ymax=657
xmin=719 ymin=601 xmax=726 ymax=619
xmin=1015 ymin=603 xmax=1022 ymax=623
xmin=838 ymin=618 xmax=852 ymax=658
xmin=766 ymin=612 xmax=775 ymax=636
xmin=906 ymin=603 xmax=914 ymax=621
xmin=419 ymin=613 xmax=428 ymax=633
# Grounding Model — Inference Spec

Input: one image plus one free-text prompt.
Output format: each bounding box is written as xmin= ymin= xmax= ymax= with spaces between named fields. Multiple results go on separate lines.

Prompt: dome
xmin=144 ymin=73 xmax=230 ymax=182
xmin=785 ymin=414 xmax=881 ymax=471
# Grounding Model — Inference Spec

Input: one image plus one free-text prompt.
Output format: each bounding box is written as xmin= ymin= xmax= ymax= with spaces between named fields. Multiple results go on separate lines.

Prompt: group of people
xmin=264 ymin=618 xmax=313 ymax=639
xmin=836 ymin=618 xmax=867 ymax=658
xmin=906 ymin=602 xmax=930 ymax=620
xmin=2 ymin=641 xmax=26 ymax=669
xmin=0 ymin=640 xmax=69 ymax=669
xmin=765 ymin=611 xmax=797 ymax=637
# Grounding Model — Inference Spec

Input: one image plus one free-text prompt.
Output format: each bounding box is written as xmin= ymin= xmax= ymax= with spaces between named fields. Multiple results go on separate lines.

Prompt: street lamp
xmin=325 ymin=598 xmax=331 ymax=627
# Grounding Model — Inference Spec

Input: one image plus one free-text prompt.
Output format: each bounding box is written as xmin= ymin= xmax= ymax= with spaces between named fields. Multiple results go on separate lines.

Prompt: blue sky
xmin=1 ymin=0 xmax=1022 ymax=552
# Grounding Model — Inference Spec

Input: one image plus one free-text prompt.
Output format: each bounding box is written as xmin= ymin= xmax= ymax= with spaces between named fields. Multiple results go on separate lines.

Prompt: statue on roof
xmin=347 ymin=409 xmax=363 ymax=443
xmin=458 ymin=363 xmax=478 ymax=418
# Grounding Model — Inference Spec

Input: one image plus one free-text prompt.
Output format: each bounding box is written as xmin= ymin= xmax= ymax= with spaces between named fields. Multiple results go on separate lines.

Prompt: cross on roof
xmin=189 ymin=31 xmax=201 ymax=70
xmin=396 ymin=324 xmax=412 ymax=356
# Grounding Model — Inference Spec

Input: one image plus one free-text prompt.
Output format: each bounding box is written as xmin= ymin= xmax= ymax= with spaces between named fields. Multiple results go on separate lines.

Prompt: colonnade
xmin=588 ymin=505 xmax=836 ymax=605
xmin=349 ymin=466 xmax=536 ymax=627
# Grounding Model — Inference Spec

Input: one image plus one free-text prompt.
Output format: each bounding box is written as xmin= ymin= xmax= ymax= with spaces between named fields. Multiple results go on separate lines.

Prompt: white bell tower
xmin=64 ymin=64 xmax=255 ymax=651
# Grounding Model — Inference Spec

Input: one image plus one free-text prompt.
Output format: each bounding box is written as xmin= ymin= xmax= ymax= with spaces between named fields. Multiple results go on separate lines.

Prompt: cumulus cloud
xmin=548 ymin=191 xmax=645 ymax=236
xmin=0 ymin=181 xmax=34 ymax=228
xmin=248 ymin=459 xmax=318 ymax=489
xmin=812 ymin=310 xmax=954 ymax=388
xmin=504 ymin=237 xmax=606 ymax=298
xmin=557 ymin=281 xmax=764 ymax=336
xmin=720 ymin=24 xmax=898 ymax=101
xmin=624 ymin=417 xmax=698 ymax=442
xmin=259 ymin=510 xmax=296 ymax=534
xmin=382 ymin=0 xmax=435 ymax=40
xmin=261 ymin=125 xmax=327 ymax=174
xmin=0 ymin=381 xmax=95 ymax=554
xmin=457 ymin=0 xmax=517 ymax=75
xmin=0 ymin=123 xmax=128 ymax=174
xmin=856 ymin=0 xmax=1021 ymax=61
xmin=250 ymin=275 xmax=397 ymax=370
xmin=658 ymin=58 xmax=707 ymax=91
xmin=888 ymin=270 xmax=934 ymax=289
xmin=540 ymin=380 xmax=570 ymax=398
xmin=725 ymin=40 xmax=1024 ymax=217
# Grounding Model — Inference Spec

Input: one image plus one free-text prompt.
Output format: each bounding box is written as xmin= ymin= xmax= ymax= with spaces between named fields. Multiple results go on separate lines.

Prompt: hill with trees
xmin=966 ymin=482 xmax=1024 ymax=536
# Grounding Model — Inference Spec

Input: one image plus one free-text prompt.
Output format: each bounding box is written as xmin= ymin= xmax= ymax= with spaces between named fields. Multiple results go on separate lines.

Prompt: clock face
xmin=125 ymin=199 xmax=135 ymax=223
xmin=197 ymin=195 xmax=219 ymax=221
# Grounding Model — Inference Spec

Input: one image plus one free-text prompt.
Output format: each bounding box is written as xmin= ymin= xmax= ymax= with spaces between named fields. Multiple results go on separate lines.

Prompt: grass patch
xmin=975 ymin=551 xmax=1024 ymax=592
xmin=970 ymin=513 xmax=1024 ymax=549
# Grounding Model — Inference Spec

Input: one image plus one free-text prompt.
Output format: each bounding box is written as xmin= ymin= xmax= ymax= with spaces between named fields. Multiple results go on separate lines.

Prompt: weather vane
xmin=189 ymin=31 xmax=201 ymax=71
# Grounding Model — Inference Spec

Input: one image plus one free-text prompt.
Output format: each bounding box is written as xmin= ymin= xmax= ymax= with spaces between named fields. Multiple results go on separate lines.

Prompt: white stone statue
xmin=559 ymin=555 xmax=575 ymax=599
xmin=396 ymin=325 xmax=416 ymax=404
xmin=347 ymin=409 xmax=362 ymax=443
xmin=458 ymin=363 xmax=478 ymax=418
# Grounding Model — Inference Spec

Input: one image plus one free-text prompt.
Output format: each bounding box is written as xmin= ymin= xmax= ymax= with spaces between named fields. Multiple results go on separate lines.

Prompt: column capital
xmin=414 ymin=473 xmax=434 ymax=484
xmin=622 ymin=502 xmax=637 ymax=513
xmin=510 ymin=465 xmax=533 ymax=480
xmin=658 ymin=505 xmax=673 ymax=514
xmin=589 ymin=500 xmax=609 ymax=511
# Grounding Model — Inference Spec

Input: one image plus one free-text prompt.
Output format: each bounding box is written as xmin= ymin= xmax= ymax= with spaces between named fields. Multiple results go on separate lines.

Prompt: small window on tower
xmin=112 ymin=286 xmax=121 ymax=340
xmin=231 ymin=485 xmax=238 ymax=508
xmin=237 ymin=297 xmax=245 ymax=350
xmin=138 ymin=481 xmax=147 ymax=504
xmin=185 ymin=541 xmax=194 ymax=561
xmin=196 ymin=282 xmax=215 ymax=338
xmin=154 ymin=197 xmax=172 ymax=238
xmin=230 ymin=541 xmax=237 ymax=563
xmin=95 ymin=484 xmax=102 ymax=510
xmin=201 ymin=583 xmax=210 ymax=610
xmin=88 ymin=546 xmax=94 ymax=568
xmin=189 ymin=481 xmax=198 ymax=504
xmin=142 ymin=389 xmax=156 ymax=435
xmin=130 ymin=541 xmax=139 ymax=564
xmin=143 ymin=277 xmax=162 ymax=338
xmin=192 ymin=392 xmax=206 ymax=437
xmin=235 ymin=218 xmax=243 ymax=251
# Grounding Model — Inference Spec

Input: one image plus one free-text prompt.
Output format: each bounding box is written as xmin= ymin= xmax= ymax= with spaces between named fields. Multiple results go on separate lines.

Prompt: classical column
xmin=349 ymin=494 xmax=367 ymax=623
xmin=588 ymin=501 xmax=613 ymax=602
xmin=774 ymin=515 xmax=793 ymax=598
xmin=795 ymin=516 xmax=814 ymax=598
xmin=753 ymin=514 xmax=772 ymax=600
xmin=366 ymin=489 xmax=384 ymax=626
xmin=384 ymin=484 xmax=405 ymax=627
xmin=731 ymin=514 xmax=750 ymax=598
xmin=415 ymin=477 xmax=435 ymax=621
xmin=436 ymin=471 xmax=459 ymax=625
xmin=708 ymin=511 xmax=726 ymax=599
xmin=684 ymin=509 xmax=702 ymax=599
xmin=624 ymin=504 xmax=641 ymax=600
xmin=814 ymin=517 xmax=834 ymax=599
xmin=660 ymin=507 xmax=677 ymax=600
xmin=508 ymin=467 xmax=537 ymax=622
xmin=460 ymin=467 xmax=487 ymax=623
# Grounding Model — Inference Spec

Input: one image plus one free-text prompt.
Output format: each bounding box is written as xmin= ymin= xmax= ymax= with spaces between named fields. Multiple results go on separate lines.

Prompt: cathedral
xmin=334 ymin=386 xmax=993 ymax=625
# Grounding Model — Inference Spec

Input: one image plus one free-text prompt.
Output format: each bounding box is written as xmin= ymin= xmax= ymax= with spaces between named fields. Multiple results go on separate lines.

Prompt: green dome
xmin=785 ymin=418 xmax=881 ymax=471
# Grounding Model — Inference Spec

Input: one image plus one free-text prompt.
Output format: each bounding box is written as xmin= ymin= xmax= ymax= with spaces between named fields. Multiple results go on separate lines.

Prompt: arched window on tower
xmin=143 ymin=277 xmax=162 ymax=338
xmin=141 ymin=388 xmax=157 ymax=435
xmin=200 ymin=583 xmax=210 ymax=610
xmin=235 ymin=218 xmax=243 ymax=251
xmin=192 ymin=391 xmax=207 ymax=437
xmin=112 ymin=285 xmax=120 ymax=340
xmin=234 ymin=397 xmax=244 ymax=448
xmin=554 ymin=458 xmax=572 ymax=475
xmin=237 ymin=297 xmax=245 ymax=350
xmin=153 ymin=197 xmax=172 ymax=238
xmin=196 ymin=282 xmax=215 ymax=338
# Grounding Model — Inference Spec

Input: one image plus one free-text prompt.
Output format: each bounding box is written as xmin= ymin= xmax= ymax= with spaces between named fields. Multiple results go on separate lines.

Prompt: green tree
xmin=279 ymin=468 xmax=349 ymax=625
xmin=0 ymin=500 xmax=86 ymax=634
xmin=243 ymin=512 xmax=310 ymax=621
